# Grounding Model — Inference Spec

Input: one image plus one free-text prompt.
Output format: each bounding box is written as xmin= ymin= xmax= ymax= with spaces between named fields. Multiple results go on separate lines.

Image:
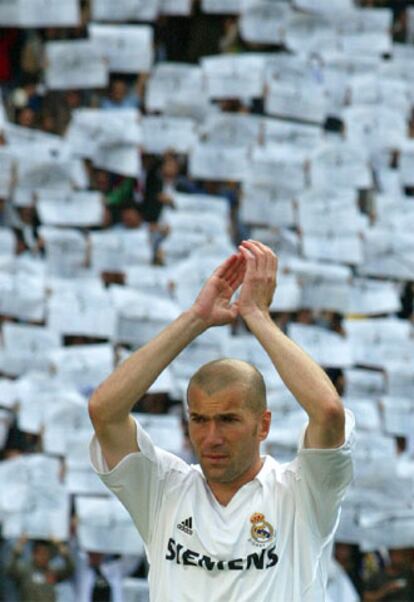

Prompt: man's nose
xmin=204 ymin=420 xmax=224 ymax=447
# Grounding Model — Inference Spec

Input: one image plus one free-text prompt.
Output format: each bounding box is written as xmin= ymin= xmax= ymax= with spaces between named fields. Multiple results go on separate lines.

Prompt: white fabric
xmin=90 ymin=411 xmax=354 ymax=601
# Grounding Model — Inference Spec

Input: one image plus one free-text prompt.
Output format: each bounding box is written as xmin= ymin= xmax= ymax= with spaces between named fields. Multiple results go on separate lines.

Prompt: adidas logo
xmin=177 ymin=517 xmax=193 ymax=535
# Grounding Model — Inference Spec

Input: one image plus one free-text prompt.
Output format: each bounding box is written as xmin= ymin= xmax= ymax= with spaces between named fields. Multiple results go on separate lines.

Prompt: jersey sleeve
xmin=295 ymin=408 xmax=355 ymax=540
xmin=89 ymin=417 xmax=190 ymax=545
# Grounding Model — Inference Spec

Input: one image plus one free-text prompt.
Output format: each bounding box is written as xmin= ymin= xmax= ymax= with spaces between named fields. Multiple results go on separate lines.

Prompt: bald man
xmin=89 ymin=240 xmax=354 ymax=602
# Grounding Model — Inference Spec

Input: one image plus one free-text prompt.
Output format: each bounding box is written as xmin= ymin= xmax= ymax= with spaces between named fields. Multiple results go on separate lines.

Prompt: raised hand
xmin=237 ymin=240 xmax=278 ymax=320
xmin=191 ymin=252 xmax=245 ymax=327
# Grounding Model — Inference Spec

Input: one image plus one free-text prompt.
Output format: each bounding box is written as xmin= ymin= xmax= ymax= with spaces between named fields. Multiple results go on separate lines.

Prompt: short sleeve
xmin=89 ymin=417 xmax=190 ymax=545
xmin=295 ymin=409 xmax=355 ymax=539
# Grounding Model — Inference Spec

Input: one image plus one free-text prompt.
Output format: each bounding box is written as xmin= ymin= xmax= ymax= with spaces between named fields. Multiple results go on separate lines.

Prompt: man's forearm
xmin=89 ymin=310 xmax=206 ymax=424
xmin=244 ymin=310 xmax=341 ymax=422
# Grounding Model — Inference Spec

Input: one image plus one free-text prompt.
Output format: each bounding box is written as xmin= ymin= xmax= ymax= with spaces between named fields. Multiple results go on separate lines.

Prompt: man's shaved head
xmin=187 ymin=358 xmax=267 ymax=415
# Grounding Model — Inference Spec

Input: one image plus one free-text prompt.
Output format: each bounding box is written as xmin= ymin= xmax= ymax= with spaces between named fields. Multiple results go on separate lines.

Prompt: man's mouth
xmin=203 ymin=454 xmax=228 ymax=462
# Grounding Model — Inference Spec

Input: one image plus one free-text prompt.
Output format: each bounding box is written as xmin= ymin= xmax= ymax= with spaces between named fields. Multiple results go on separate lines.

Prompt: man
xmin=7 ymin=536 xmax=74 ymax=602
xmin=89 ymin=240 xmax=354 ymax=601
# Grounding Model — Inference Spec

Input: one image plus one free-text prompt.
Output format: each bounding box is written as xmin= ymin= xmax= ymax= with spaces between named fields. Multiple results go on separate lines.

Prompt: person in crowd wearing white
xmin=88 ymin=240 xmax=354 ymax=602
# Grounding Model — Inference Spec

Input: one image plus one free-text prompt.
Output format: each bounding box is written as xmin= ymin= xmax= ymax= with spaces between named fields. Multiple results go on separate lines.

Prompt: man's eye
xmin=221 ymin=416 xmax=237 ymax=423
xmin=191 ymin=416 xmax=206 ymax=423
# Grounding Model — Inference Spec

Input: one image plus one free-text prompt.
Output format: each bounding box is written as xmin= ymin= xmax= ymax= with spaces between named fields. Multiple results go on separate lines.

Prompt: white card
xmin=76 ymin=496 xmax=145 ymax=555
xmin=91 ymin=0 xmax=159 ymax=21
xmin=145 ymin=63 xmax=203 ymax=112
xmin=263 ymin=118 xmax=322 ymax=149
xmin=89 ymin=24 xmax=153 ymax=73
xmin=48 ymin=344 xmax=114 ymax=390
xmin=47 ymin=288 xmax=116 ymax=339
xmin=347 ymin=278 xmax=401 ymax=316
xmin=89 ymin=229 xmax=152 ymax=274
xmin=240 ymin=2 xmax=288 ymax=45
xmin=240 ymin=182 xmax=295 ymax=228
xmin=0 ymin=0 xmax=19 ymax=25
xmin=246 ymin=144 xmax=307 ymax=192
xmin=344 ymin=368 xmax=386 ymax=398
xmin=12 ymin=0 xmax=80 ymax=27
xmin=202 ymin=54 xmax=265 ymax=99
xmin=202 ymin=112 xmax=262 ymax=148
xmin=141 ymin=116 xmax=196 ymax=154
xmin=0 ymin=228 xmax=15 ymax=258
xmin=285 ymin=11 xmax=338 ymax=54
xmin=344 ymin=105 xmax=407 ymax=153
xmin=0 ymin=454 xmax=69 ymax=541
xmin=189 ymin=143 xmax=249 ymax=181
xmin=287 ymin=323 xmax=353 ymax=367
xmin=42 ymin=392 xmax=90 ymax=455
xmin=171 ymin=192 xmax=229 ymax=218
xmin=0 ymin=148 xmax=14 ymax=198
xmin=38 ymin=226 xmax=88 ymax=278
xmin=202 ymin=0 xmax=241 ymax=13
xmin=93 ymin=143 xmax=142 ymax=178
xmin=160 ymin=0 xmax=192 ymax=15
xmin=302 ymin=231 xmax=363 ymax=265
xmin=1 ymin=322 xmax=61 ymax=378
xmin=265 ymin=81 xmax=328 ymax=124
xmin=385 ymin=363 xmax=414 ymax=398
xmin=45 ymin=40 xmax=108 ymax=90
xmin=0 ymin=378 xmax=18 ymax=410
xmin=310 ymin=141 xmax=372 ymax=190
xmin=293 ymin=0 xmax=352 ymax=13
xmin=37 ymin=190 xmax=104 ymax=227
xmin=0 ymin=272 xmax=45 ymax=322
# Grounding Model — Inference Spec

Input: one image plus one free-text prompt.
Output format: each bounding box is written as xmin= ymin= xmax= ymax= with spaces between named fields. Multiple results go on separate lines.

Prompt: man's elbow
xmin=88 ymin=390 xmax=108 ymax=428
xmin=322 ymin=396 xmax=346 ymax=437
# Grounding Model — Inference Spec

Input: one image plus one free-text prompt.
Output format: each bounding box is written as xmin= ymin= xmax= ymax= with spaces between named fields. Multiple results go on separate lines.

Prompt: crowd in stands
xmin=1 ymin=0 xmax=414 ymax=600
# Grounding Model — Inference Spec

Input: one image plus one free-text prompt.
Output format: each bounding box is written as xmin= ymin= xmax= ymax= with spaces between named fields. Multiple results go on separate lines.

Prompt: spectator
xmin=100 ymin=78 xmax=141 ymax=110
xmin=363 ymin=548 xmax=414 ymax=601
xmin=76 ymin=550 xmax=139 ymax=602
xmin=6 ymin=537 xmax=74 ymax=602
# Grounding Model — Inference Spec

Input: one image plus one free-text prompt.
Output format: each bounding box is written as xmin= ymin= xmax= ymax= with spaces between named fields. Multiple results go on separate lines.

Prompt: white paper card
xmin=202 ymin=0 xmax=241 ymax=13
xmin=0 ymin=0 xmax=80 ymax=27
xmin=47 ymin=288 xmax=116 ymax=339
xmin=311 ymin=142 xmax=372 ymax=190
xmin=241 ymin=183 xmax=295 ymax=228
xmin=91 ymin=0 xmax=159 ymax=21
xmin=141 ymin=116 xmax=197 ymax=154
xmin=89 ymin=229 xmax=152 ymax=274
xmin=48 ymin=344 xmax=114 ymax=390
xmin=1 ymin=322 xmax=61 ymax=377
xmin=45 ymin=40 xmax=108 ymax=91
xmin=39 ymin=226 xmax=87 ymax=278
xmin=0 ymin=272 xmax=45 ymax=322
xmin=89 ymin=24 xmax=153 ymax=73
xmin=76 ymin=496 xmax=144 ymax=555
xmin=202 ymin=55 xmax=265 ymax=99
xmin=302 ymin=231 xmax=363 ymax=265
xmin=161 ymin=0 xmax=192 ymax=15
xmin=287 ymin=323 xmax=353 ymax=367
xmin=265 ymin=81 xmax=328 ymax=124
xmin=37 ymin=190 xmax=104 ymax=227
xmin=202 ymin=113 xmax=262 ymax=148
xmin=240 ymin=3 xmax=288 ymax=45
xmin=0 ymin=454 xmax=69 ymax=540
xmin=145 ymin=63 xmax=203 ymax=112
xmin=189 ymin=143 xmax=249 ymax=181
xmin=247 ymin=144 xmax=307 ymax=191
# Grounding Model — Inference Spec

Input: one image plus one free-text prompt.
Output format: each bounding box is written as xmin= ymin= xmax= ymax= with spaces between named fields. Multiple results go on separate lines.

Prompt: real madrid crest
xmin=249 ymin=512 xmax=275 ymax=547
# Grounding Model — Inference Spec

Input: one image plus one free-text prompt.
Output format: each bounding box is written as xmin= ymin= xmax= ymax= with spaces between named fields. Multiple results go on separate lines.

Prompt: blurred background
xmin=1 ymin=1 xmax=414 ymax=601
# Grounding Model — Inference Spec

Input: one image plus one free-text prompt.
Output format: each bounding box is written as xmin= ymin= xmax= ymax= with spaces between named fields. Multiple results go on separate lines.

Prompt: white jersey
xmin=90 ymin=410 xmax=354 ymax=602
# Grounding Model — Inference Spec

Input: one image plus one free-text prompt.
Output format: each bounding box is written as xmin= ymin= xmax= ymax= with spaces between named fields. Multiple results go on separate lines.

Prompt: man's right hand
xmin=191 ymin=252 xmax=245 ymax=327
xmin=237 ymin=240 xmax=278 ymax=321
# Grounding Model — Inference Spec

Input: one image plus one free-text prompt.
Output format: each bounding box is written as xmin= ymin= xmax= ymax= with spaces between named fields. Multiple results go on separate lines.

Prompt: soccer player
xmin=89 ymin=240 xmax=354 ymax=601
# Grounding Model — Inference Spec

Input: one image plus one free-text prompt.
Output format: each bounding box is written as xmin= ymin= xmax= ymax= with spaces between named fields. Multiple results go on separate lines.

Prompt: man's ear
xmin=259 ymin=410 xmax=272 ymax=441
